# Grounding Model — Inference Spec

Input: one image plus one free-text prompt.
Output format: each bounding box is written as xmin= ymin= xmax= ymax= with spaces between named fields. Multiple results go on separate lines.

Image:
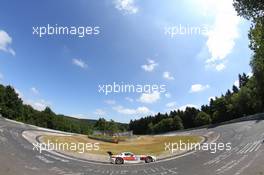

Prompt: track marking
xmin=247 ymin=141 xmax=261 ymax=153
xmin=36 ymin=155 xmax=54 ymax=164
xmin=234 ymin=150 xmax=262 ymax=175
xmin=254 ymin=143 xmax=262 ymax=152
xmin=237 ymin=140 xmax=262 ymax=154
xmin=204 ymin=146 xmax=239 ymax=166
xmin=216 ymin=155 xmax=247 ymax=174
xmin=238 ymin=143 xmax=251 ymax=154
xmin=49 ymin=167 xmax=73 ymax=175
xmin=44 ymin=153 xmax=70 ymax=162
xmin=241 ymin=142 xmax=257 ymax=154
xmin=25 ymin=165 xmax=39 ymax=170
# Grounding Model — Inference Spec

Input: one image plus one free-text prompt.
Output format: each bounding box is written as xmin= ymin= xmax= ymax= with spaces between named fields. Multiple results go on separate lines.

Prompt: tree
xmin=0 ymin=84 xmax=126 ymax=135
xmin=1 ymin=86 xmax=23 ymax=119
xmin=181 ymin=107 xmax=199 ymax=128
xmin=211 ymin=98 xmax=229 ymax=123
xmin=152 ymin=118 xmax=175 ymax=133
xmin=148 ymin=122 xmax=154 ymax=134
xmin=239 ymin=73 xmax=250 ymax=88
xmin=43 ymin=107 xmax=55 ymax=116
xmin=232 ymin=85 xmax=239 ymax=93
xmin=194 ymin=112 xmax=211 ymax=127
xmin=233 ymin=0 xmax=264 ymax=21
xmin=95 ymin=118 xmax=108 ymax=132
xmin=108 ymin=119 xmax=119 ymax=133
xmin=249 ymin=20 xmax=264 ymax=109
xmin=173 ymin=115 xmax=184 ymax=130
xmin=234 ymin=0 xmax=264 ymax=111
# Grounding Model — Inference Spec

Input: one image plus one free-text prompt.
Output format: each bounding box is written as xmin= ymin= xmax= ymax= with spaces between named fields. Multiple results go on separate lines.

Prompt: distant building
xmin=93 ymin=130 xmax=133 ymax=137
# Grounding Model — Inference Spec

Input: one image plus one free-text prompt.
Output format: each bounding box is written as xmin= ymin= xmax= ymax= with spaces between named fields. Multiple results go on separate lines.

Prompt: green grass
xmin=42 ymin=134 xmax=203 ymax=156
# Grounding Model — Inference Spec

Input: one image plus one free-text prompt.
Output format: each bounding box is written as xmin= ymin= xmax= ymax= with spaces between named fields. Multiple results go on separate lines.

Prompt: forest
xmin=129 ymin=0 xmax=264 ymax=134
xmin=0 ymin=84 xmax=127 ymax=134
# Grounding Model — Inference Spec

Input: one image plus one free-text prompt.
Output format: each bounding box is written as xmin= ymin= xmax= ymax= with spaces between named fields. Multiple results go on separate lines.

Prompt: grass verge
xmin=42 ymin=134 xmax=203 ymax=156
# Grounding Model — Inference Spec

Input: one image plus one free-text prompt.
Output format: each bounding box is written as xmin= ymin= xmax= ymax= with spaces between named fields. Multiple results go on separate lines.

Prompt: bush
xmin=195 ymin=112 xmax=212 ymax=126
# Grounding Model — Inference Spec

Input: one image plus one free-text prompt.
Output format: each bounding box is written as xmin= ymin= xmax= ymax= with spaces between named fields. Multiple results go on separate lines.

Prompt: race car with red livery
xmin=107 ymin=151 xmax=156 ymax=164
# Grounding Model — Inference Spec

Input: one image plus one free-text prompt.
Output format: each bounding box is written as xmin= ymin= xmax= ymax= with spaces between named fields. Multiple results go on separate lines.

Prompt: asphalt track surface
xmin=0 ymin=115 xmax=264 ymax=175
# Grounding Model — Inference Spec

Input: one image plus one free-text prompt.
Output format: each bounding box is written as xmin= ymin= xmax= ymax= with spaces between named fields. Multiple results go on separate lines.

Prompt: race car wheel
xmin=145 ymin=156 xmax=153 ymax=163
xmin=115 ymin=157 xmax=124 ymax=164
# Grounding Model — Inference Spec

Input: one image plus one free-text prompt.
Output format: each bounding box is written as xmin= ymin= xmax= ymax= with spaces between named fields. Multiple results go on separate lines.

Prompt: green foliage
xmin=130 ymin=72 xmax=264 ymax=134
xmin=181 ymin=107 xmax=198 ymax=128
xmin=129 ymin=0 xmax=264 ymax=135
xmin=95 ymin=118 xmax=108 ymax=131
xmin=108 ymin=119 xmax=119 ymax=133
xmin=233 ymin=0 xmax=264 ymax=21
xmin=195 ymin=112 xmax=211 ymax=126
xmin=150 ymin=118 xmax=175 ymax=134
xmin=94 ymin=118 xmax=122 ymax=133
xmin=173 ymin=115 xmax=184 ymax=130
xmin=249 ymin=19 xmax=264 ymax=107
xmin=130 ymin=112 xmax=185 ymax=134
xmin=0 ymin=84 xmax=126 ymax=135
xmin=0 ymin=85 xmax=23 ymax=119
xmin=234 ymin=0 xmax=264 ymax=109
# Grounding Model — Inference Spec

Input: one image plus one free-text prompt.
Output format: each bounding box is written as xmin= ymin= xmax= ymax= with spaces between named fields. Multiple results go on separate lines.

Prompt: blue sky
xmin=0 ymin=0 xmax=253 ymax=123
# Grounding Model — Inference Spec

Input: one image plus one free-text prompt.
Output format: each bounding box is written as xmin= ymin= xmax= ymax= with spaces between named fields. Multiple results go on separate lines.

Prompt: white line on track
xmin=44 ymin=153 xmax=70 ymax=162
xmin=36 ymin=155 xmax=54 ymax=164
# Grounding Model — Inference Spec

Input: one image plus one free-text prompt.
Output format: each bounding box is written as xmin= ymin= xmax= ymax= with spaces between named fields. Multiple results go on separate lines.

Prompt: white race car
xmin=107 ymin=151 xmax=156 ymax=164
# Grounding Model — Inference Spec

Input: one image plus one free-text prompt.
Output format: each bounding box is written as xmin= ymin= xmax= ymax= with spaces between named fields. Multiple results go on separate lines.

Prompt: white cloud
xmin=114 ymin=0 xmax=138 ymax=14
xmin=15 ymin=88 xmax=23 ymax=99
xmin=14 ymin=88 xmax=50 ymax=111
xmin=94 ymin=109 xmax=107 ymax=116
xmin=179 ymin=104 xmax=198 ymax=111
xmin=125 ymin=97 xmax=134 ymax=102
xmin=30 ymin=87 xmax=39 ymax=95
xmin=234 ymin=80 xmax=239 ymax=87
xmin=136 ymin=106 xmax=151 ymax=114
xmin=141 ymin=59 xmax=158 ymax=72
xmin=72 ymin=58 xmax=87 ymax=69
xmin=165 ymin=92 xmax=171 ymax=98
xmin=215 ymin=63 xmax=226 ymax=71
xmin=25 ymin=99 xmax=51 ymax=111
xmin=197 ymin=0 xmax=241 ymax=70
xmin=104 ymin=100 xmax=116 ymax=105
xmin=138 ymin=91 xmax=160 ymax=104
xmin=71 ymin=114 xmax=89 ymax=119
xmin=247 ymin=72 xmax=253 ymax=77
xmin=166 ymin=101 xmax=177 ymax=108
xmin=163 ymin=71 xmax=175 ymax=80
xmin=0 ymin=30 xmax=15 ymax=56
xmin=208 ymin=96 xmax=216 ymax=102
xmin=113 ymin=105 xmax=151 ymax=115
xmin=189 ymin=84 xmax=210 ymax=93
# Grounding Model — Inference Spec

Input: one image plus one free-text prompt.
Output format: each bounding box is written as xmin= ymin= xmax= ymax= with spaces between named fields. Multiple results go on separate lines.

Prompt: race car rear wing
xmin=107 ymin=151 xmax=113 ymax=157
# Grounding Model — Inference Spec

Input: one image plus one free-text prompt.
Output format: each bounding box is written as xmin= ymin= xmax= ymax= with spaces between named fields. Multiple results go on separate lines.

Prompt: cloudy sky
xmin=0 ymin=0 xmax=252 ymax=122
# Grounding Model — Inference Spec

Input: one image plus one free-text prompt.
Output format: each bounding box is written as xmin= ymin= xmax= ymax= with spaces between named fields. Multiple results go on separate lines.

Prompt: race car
xmin=107 ymin=151 xmax=156 ymax=164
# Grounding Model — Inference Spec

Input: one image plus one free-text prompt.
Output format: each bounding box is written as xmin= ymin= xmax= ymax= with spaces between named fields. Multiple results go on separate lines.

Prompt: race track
xmin=0 ymin=115 xmax=264 ymax=175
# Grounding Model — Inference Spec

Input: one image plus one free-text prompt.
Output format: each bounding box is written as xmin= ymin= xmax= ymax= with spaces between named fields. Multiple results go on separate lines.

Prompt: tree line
xmin=0 ymin=84 xmax=127 ymax=134
xmin=129 ymin=0 xmax=264 ymax=134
